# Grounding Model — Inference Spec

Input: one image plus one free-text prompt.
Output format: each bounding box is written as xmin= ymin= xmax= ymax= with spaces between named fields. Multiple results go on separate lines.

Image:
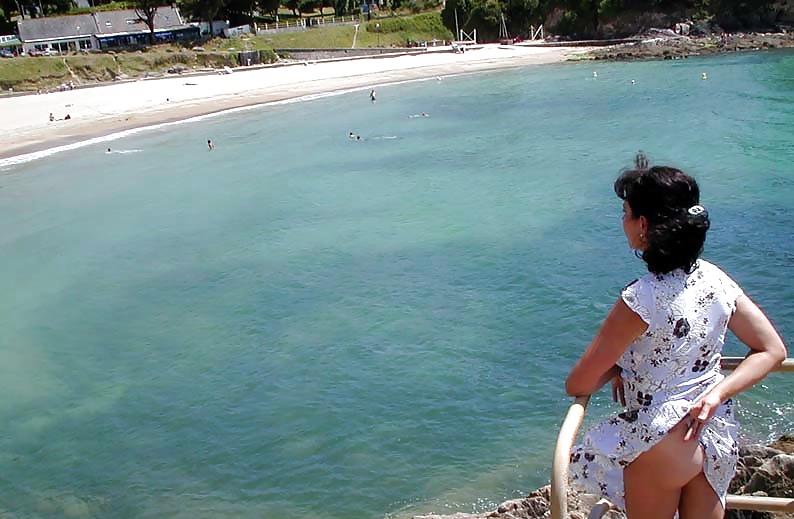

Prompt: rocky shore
xmin=584 ymin=32 xmax=794 ymax=61
xmin=415 ymin=435 xmax=794 ymax=519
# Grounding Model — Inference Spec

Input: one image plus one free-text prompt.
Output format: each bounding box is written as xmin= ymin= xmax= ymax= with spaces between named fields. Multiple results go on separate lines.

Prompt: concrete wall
xmin=275 ymin=48 xmax=424 ymax=60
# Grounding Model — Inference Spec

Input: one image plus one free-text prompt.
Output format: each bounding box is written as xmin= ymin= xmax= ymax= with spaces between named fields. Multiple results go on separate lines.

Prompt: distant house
xmin=0 ymin=34 xmax=22 ymax=48
xmin=17 ymin=7 xmax=200 ymax=53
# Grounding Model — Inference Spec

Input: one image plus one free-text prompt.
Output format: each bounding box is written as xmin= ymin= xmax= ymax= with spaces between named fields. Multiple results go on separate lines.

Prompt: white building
xmin=17 ymin=7 xmax=199 ymax=53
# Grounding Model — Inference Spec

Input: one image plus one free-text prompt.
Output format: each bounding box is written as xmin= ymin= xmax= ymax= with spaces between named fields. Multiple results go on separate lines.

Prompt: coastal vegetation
xmin=2 ymin=0 xmax=793 ymax=41
xmin=0 ymin=50 xmax=238 ymax=90
xmin=440 ymin=0 xmax=794 ymax=42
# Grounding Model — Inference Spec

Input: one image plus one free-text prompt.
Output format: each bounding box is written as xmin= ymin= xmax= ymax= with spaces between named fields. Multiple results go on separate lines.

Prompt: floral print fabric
xmin=569 ymin=260 xmax=743 ymax=510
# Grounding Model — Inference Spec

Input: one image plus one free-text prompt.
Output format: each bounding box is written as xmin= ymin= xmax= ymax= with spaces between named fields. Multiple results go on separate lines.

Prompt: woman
xmin=566 ymin=154 xmax=787 ymax=519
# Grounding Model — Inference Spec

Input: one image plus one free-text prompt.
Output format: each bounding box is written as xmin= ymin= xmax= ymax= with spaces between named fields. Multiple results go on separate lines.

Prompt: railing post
xmin=551 ymin=396 xmax=590 ymax=519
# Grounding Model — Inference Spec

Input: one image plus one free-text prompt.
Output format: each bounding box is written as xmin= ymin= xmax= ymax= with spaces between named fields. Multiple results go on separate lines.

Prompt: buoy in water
xmin=701 ymin=72 xmax=708 ymax=80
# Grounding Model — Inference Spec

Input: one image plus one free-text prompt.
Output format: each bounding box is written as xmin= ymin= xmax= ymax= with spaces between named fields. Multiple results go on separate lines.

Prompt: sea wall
xmin=275 ymin=48 xmax=427 ymax=61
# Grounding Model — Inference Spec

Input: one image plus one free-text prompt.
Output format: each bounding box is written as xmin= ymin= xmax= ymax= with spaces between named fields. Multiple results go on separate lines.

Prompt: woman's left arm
xmin=565 ymin=298 xmax=649 ymax=397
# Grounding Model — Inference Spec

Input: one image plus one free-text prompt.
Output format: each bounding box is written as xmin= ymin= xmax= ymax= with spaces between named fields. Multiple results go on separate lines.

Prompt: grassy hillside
xmin=0 ymin=50 xmax=269 ymax=91
xmin=209 ymin=13 xmax=452 ymax=49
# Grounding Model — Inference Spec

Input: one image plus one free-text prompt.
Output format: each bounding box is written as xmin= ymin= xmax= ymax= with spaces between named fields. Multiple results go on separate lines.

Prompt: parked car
xmin=27 ymin=49 xmax=43 ymax=56
xmin=0 ymin=49 xmax=14 ymax=58
xmin=41 ymin=48 xmax=59 ymax=56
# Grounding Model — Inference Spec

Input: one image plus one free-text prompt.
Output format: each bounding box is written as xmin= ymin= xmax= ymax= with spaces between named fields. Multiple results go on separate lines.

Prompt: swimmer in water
xmin=207 ymin=139 xmax=215 ymax=150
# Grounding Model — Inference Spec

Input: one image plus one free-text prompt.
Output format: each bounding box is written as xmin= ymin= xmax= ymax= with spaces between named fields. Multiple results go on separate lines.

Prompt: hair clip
xmin=688 ymin=205 xmax=705 ymax=216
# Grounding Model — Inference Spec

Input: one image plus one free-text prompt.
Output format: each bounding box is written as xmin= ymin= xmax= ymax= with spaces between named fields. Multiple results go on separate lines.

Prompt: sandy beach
xmin=0 ymin=44 xmax=591 ymax=160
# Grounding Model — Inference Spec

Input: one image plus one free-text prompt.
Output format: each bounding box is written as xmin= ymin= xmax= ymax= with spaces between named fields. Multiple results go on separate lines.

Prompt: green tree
xmin=298 ymin=0 xmax=318 ymax=15
xmin=332 ymin=0 xmax=356 ymax=14
xmin=709 ymin=0 xmax=781 ymax=29
xmin=0 ymin=0 xmax=14 ymax=21
xmin=133 ymin=0 xmax=159 ymax=44
xmin=282 ymin=0 xmax=298 ymax=15
xmin=0 ymin=6 xmax=10 ymax=32
xmin=50 ymin=0 xmax=75 ymax=13
xmin=503 ymin=0 xmax=542 ymax=36
xmin=258 ymin=0 xmax=280 ymax=18
xmin=200 ymin=0 xmax=224 ymax=34
xmin=223 ymin=0 xmax=256 ymax=26
xmin=180 ymin=0 xmax=224 ymax=35
xmin=465 ymin=0 xmax=502 ymax=40
xmin=441 ymin=0 xmax=472 ymax=37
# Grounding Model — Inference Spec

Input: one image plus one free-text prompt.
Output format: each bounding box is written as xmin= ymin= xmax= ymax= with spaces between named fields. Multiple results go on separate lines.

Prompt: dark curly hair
xmin=614 ymin=154 xmax=710 ymax=275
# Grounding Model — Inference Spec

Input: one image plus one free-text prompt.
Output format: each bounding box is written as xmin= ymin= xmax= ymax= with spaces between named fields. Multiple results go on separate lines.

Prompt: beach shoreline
xmin=0 ymin=45 xmax=592 ymax=163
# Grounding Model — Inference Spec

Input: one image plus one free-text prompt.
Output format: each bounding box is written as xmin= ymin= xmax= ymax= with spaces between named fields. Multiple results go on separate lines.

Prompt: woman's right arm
xmin=684 ymin=294 xmax=787 ymax=440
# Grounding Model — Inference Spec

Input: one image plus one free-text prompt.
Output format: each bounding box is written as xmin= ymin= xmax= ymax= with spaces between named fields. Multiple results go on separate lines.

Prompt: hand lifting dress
xmin=569 ymin=259 xmax=742 ymax=510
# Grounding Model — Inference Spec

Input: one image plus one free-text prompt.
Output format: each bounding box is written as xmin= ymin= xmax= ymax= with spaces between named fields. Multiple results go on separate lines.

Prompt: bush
xmin=258 ymin=48 xmax=278 ymax=63
xmin=67 ymin=1 xmax=134 ymax=14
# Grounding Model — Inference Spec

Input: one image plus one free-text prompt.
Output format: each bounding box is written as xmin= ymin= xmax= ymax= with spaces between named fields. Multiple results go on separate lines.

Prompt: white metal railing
xmin=550 ymin=357 xmax=794 ymax=519
xmin=258 ymin=15 xmax=359 ymax=32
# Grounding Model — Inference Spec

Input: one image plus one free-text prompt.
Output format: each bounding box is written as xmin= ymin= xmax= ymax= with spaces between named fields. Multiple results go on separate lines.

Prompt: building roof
xmin=18 ymin=14 xmax=95 ymax=42
xmin=92 ymin=7 xmax=185 ymax=36
xmin=17 ymin=7 xmax=188 ymax=43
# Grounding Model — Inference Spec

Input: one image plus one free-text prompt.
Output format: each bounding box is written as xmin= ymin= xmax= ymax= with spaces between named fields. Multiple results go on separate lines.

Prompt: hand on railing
xmin=549 ymin=357 xmax=794 ymax=519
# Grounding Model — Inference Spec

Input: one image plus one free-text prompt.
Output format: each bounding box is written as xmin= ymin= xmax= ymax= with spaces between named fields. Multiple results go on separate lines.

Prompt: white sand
xmin=0 ymin=44 xmax=591 ymax=159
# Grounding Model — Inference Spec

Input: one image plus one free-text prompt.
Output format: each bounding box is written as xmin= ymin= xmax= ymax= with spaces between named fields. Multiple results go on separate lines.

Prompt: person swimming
xmin=207 ymin=139 xmax=215 ymax=150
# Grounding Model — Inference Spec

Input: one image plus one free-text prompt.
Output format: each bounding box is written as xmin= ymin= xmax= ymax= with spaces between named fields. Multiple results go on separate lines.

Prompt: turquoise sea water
xmin=0 ymin=50 xmax=792 ymax=519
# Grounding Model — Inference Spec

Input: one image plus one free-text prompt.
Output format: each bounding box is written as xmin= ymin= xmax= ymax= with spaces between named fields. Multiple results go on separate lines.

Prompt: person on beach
xmin=207 ymin=139 xmax=214 ymax=151
xmin=566 ymin=153 xmax=787 ymax=519
xmin=49 ymin=113 xmax=55 ymax=122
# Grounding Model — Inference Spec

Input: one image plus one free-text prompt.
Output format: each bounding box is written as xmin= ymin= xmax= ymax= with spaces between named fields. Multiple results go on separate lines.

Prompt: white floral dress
xmin=569 ymin=259 xmax=743 ymax=510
